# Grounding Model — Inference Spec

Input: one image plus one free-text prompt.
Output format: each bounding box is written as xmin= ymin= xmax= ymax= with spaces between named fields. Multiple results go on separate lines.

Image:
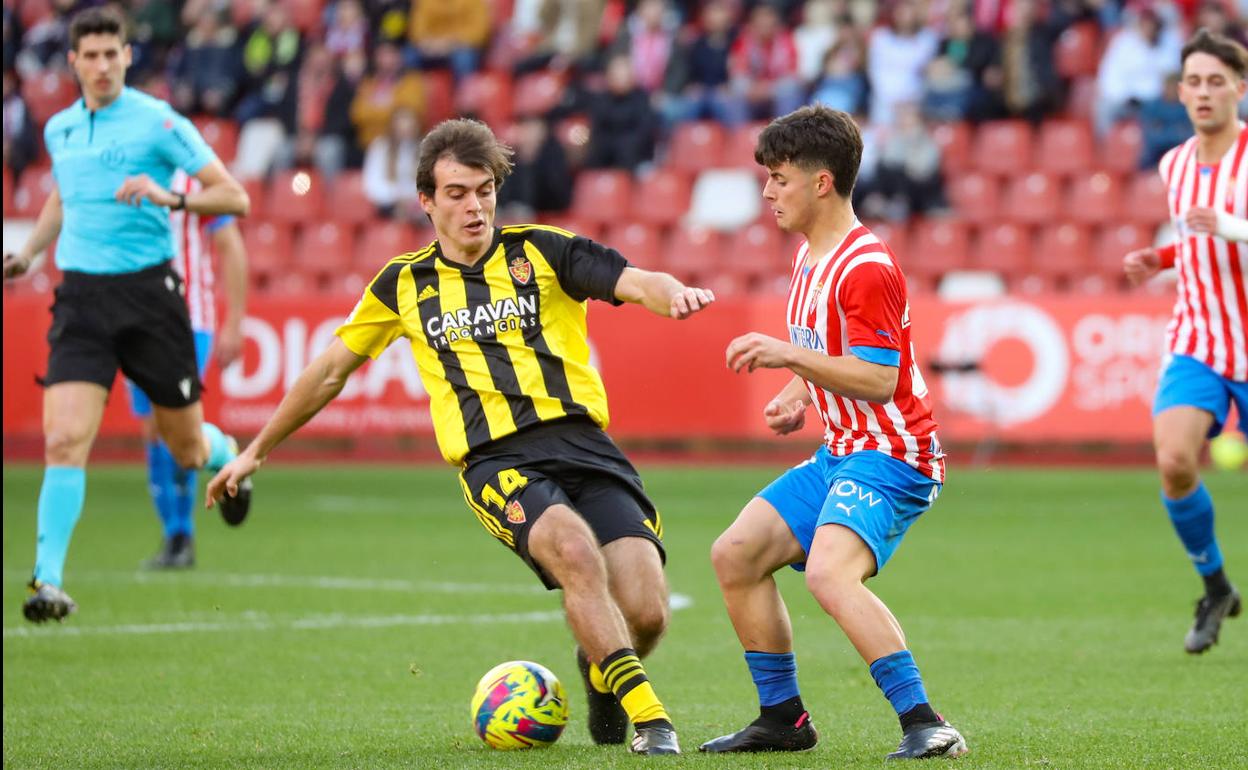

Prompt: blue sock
xmin=201 ymin=422 xmax=235 ymax=471
xmin=146 ymin=440 xmax=178 ymax=537
xmin=1163 ymin=483 xmax=1223 ymax=577
xmin=744 ymin=651 xmax=800 ymax=707
xmin=869 ymin=650 xmax=930 ymax=718
xmin=171 ymin=463 xmax=196 ymax=538
xmin=34 ymin=466 xmax=86 ymax=587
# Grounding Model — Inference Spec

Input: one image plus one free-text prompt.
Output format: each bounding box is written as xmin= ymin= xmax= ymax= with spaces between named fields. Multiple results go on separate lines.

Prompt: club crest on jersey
xmin=509 ymin=256 xmax=532 ymax=285
xmin=504 ymin=499 xmax=526 ymax=524
xmin=806 ymin=281 xmax=825 ymax=315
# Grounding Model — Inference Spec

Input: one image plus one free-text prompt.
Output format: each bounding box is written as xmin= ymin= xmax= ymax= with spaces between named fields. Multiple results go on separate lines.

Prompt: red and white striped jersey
xmin=169 ymin=170 xmax=225 ymax=332
xmin=786 ymin=222 xmax=945 ymax=482
xmin=1159 ymin=125 xmax=1248 ymax=381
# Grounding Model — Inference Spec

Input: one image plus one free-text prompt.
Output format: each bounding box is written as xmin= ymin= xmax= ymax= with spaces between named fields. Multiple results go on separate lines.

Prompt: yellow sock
xmin=600 ymin=648 xmax=670 ymax=725
xmin=589 ymin=662 xmax=610 ymax=694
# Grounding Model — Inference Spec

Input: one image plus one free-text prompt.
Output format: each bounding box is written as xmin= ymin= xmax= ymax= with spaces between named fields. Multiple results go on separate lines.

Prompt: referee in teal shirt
xmin=3 ymin=7 xmax=253 ymax=624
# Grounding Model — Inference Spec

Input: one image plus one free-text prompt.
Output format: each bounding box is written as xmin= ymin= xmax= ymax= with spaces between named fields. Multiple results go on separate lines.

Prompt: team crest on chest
xmin=504 ymin=499 xmax=526 ymax=524
xmin=806 ymin=280 xmax=825 ymax=316
xmin=509 ymin=256 xmax=532 ymax=285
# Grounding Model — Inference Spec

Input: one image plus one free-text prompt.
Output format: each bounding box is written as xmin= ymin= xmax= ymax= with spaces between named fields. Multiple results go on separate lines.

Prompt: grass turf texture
xmin=4 ymin=463 xmax=1246 ymax=769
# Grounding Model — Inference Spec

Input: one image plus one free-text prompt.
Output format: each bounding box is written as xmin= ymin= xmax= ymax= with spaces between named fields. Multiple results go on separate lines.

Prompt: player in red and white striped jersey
xmin=1123 ymin=29 xmax=1246 ymax=655
xmin=126 ymin=169 xmax=248 ymax=568
xmin=701 ymin=106 xmax=965 ymax=762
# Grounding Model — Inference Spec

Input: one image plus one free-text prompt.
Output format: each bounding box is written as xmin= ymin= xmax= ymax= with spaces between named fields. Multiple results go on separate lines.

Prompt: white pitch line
xmin=2 ymin=569 xmax=548 ymax=594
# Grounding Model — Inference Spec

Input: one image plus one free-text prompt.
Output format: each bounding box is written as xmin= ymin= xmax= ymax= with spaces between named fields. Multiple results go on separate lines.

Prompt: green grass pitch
xmin=3 ymin=462 xmax=1246 ymax=769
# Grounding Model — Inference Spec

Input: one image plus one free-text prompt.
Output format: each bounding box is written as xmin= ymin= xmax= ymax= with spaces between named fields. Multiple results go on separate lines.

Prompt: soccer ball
xmin=470 ymin=660 xmax=569 ymax=750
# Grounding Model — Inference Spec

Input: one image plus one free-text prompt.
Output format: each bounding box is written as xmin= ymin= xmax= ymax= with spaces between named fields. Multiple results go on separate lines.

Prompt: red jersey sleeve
xmin=836 ymin=258 xmax=905 ymax=362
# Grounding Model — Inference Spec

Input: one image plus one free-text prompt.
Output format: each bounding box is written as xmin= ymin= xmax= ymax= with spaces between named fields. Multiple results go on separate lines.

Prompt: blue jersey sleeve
xmin=155 ymin=111 xmax=215 ymax=176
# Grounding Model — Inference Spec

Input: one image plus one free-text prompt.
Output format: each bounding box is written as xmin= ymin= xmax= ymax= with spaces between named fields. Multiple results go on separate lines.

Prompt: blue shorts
xmin=758 ymin=447 xmax=941 ymax=575
xmin=127 ymin=330 xmax=213 ymax=417
xmin=1153 ymin=354 xmax=1248 ymax=437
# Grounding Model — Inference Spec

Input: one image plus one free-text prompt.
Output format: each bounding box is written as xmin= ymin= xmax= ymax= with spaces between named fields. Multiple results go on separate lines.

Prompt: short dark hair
xmin=416 ymin=118 xmax=514 ymax=198
xmin=1181 ymin=27 xmax=1248 ymax=79
xmin=754 ymin=105 xmax=863 ymax=198
xmin=69 ymin=6 xmax=127 ymax=51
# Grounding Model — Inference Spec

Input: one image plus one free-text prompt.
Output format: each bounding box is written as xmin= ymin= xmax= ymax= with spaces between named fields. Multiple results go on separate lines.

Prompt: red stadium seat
xmin=22 ymin=71 xmax=79 ymax=126
xmin=605 ymin=222 xmax=663 ymax=270
xmin=865 ymin=221 xmax=910 ymax=261
xmin=724 ymin=122 xmax=769 ymax=169
xmin=295 ymin=222 xmax=358 ymax=288
xmin=327 ymin=170 xmax=379 ymax=227
xmin=19 ymin=0 xmax=53 ymax=29
xmin=664 ymin=223 xmax=724 ymax=280
xmin=972 ymin=222 xmax=1033 ymax=276
xmin=909 ymin=219 xmax=970 ymax=282
xmin=191 ymin=116 xmax=240 ymax=166
xmin=1064 ymin=171 xmax=1123 ymax=225
xmin=1064 ymin=76 xmax=1098 ymax=123
xmin=534 ymin=215 xmax=603 ymax=241
xmin=1055 ymin=22 xmax=1101 ymax=78
xmin=354 ymin=221 xmax=421 ymax=271
xmin=1092 ymin=222 xmax=1152 ymax=291
xmin=1123 ymin=171 xmax=1170 ymax=227
xmin=667 ymin=121 xmax=728 ymax=173
xmin=11 ymin=165 xmax=56 ymax=218
xmin=456 ymin=71 xmax=514 ymax=129
xmin=728 ymin=222 xmax=788 ymax=285
xmin=571 ymin=169 xmax=634 ymax=227
xmin=1034 ymin=222 xmax=1093 ymax=284
xmin=932 ymin=121 xmax=972 ymax=175
xmin=266 ymin=169 xmax=326 ymax=224
xmin=632 ymin=168 xmax=692 ymax=227
xmin=2 ymin=167 xmax=13 ymax=217
xmin=1037 ymin=119 xmax=1095 ymax=177
xmin=946 ymin=171 xmax=1000 ymax=225
xmin=512 ymin=71 xmax=567 ymax=118
xmin=1002 ymin=172 xmax=1061 ymax=224
xmin=1102 ymin=120 xmax=1145 ymax=175
xmin=242 ymin=220 xmax=294 ymax=287
xmin=973 ymin=120 xmax=1034 ymax=176
xmin=239 ymin=176 xmax=266 ymax=221
xmin=423 ymin=71 xmax=456 ymax=126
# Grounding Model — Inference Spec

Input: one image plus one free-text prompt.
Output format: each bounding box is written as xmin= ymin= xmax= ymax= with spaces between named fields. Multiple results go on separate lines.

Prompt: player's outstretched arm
xmin=205 ymin=338 xmax=367 ymax=507
xmin=212 ymin=220 xmax=248 ymax=367
xmin=727 ymin=332 xmax=898 ymax=404
xmin=3 ymin=186 xmax=62 ymax=280
xmin=613 ymin=267 xmax=715 ymax=319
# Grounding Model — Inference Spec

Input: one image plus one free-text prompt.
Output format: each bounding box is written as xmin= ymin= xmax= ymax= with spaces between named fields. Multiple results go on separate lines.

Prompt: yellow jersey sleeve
xmin=335 ymin=263 xmax=406 ymax=358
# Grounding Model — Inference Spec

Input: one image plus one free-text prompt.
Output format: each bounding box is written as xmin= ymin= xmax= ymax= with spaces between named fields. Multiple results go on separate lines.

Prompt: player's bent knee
xmin=44 ymin=427 xmax=91 ymax=466
xmin=1156 ymin=449 xmax=1199 ymax=495
xmin=803 ymin=564 xmax=856 ymax=615
xmin=532 ymin=510 xmax=607 ymax=584
xmin=165 ymin=437 xmax=206 ymax=470
xmin=627 ymin=597 xmax=670 ymax=642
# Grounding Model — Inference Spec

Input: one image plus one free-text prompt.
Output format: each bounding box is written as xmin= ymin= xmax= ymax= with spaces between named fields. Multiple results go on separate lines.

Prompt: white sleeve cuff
xmin=1215 ymin=210 xmax=1248 ymax=242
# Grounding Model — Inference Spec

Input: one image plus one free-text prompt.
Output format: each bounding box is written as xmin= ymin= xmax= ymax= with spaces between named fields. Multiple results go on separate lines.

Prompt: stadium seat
xmin=19 ymin=0 xmax=52 ymax=30
xmin=534 ymin=214 xmax=603 ymax=241
xmin=972 ymin=120 xmax=1034 ymax=176
xmin=1055 ymin=22 xmax=1101 ymax=78
xmin=266 ymin=169 xmax=327 ymax=224
xmin=866 ymin=220 xmax=910 ymax=260
xmin=424 ymin=71 xmax=455 ymax=126
xmin=724 ymin=122 xmax=769 ymax=169
xmin=455 ymin=70 xmax=514 ymax=129
xmin=1002 ymin=172 xmax=1061 ymax=224
xmin=571 ymin=170 xmax=634 ymax=227
xmin=1034 ymin=222 xmax=1093 ymax=285
xmin=1092 ymin=222 xmax=1152 ymax=291
xmin=1037 ymin=120 xmax=1095 ymax=177
xmin=932 ymin=121 xmax=972 ymax=175
xmin=946 ymin=171 xmax=1000 ymax=225
xmin=605 ymin=222 xmax=663 ymax=270
xmin=632 ymin=168 xmax=692 ymax=227
xmin=242 ymin=220 xmax=294 ymax=287
xmin=326 ymin=170 xmax=379 ymax=227
xmin=972 ymin=222 xmax=1033 ymax=276
xmin=239 ymin=176 xmax=267 ymax=221
xmin=663 ymin=223 xmax=724 ymax=281
xmin=512 ymin=71 xmax=567 ymax=118
xmin=1064 ymin=171 xmax=1123 ymax=225
xmin=22 ymin=71 xmax=78 ymax=126
xmin=1064 ymin=76 xmax=1099 ymax=123
xmin=1102 ymin=120 xmax=1145 ymax=175
xmin=295 ymin=222 xmax=358 ymax=288
xmin=667 ymin=121 xmax=728 ymax=173
xmin=3 ymin=167 xmax=14 ymax=217
xmin=11 ymin=165 xmax=55 ymax=219
xmin=1123 ymin=171 xmax=1170 ymax=227
xmin=909 ymin=219 xmax=970 ymax=285
xmin=191 ymin=116 xmax=240 ymax=166
xmin=354 ymin=220 xmax=420 ymax=270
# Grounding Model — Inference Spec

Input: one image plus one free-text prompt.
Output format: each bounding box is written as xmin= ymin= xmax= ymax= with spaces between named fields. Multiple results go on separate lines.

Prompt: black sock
xmin=1203 ymin=568 xmax=1233 ymax=599
xmin=899 ymin=702 xmax=940 ymax=730
xmin=759 ymin=695 xmax=807 ymax=726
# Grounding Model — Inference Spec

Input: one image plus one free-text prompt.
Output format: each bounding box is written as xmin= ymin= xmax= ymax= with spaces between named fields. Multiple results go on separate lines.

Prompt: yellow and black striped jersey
xmin=336 ymin=224 xmax=629 ymax=465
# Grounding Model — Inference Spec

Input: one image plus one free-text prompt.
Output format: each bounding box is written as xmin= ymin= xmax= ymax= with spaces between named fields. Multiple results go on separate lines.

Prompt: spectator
xmin=585 ymin=53 xmax=660 ymax=170
xmin=350 ymin=39 xmax=424 ymax=148
xmin=729 ymin=2 xmax=805 ymax=121
xmin=234 ymin=1 xmax=303 ymax=126
xmin=922 ymin=4 xmax=1003 ymax=122
xmin=510 ymin=0 xmax=610 ymax=76
xmin=867 ymin=0 xmax=939 ymax=126
xmin=1194 ymin=1 xmax=1247 ymax=46
xmin=809 ymin=27 xmax=869 ymax=115
xmin=3 ymin=68 xmax=38 ymax=183
xmin=277 ymin=43 xmax=349 ymax=177
xmin=127 ymin=0 xmax=181 ymax=78
xmin=871 ymin=101 xmax=946 ymax=220
xmin=324 ymin=0 xmax=369 ymax=60
xmin=3 ymin=7 xmax=22 ymax=73
xmin=498 ymin=115 xmax=573 ymax=217
xmin=362 ymin=105 xmax=421 ymax=220
xmin=302 ymin=47 xmax=369 ymax=174
xmin=170 ymin=9 xmax=239 ymax=117
xmin=661 ymin=0 xmax=742 ymax=125
xmin=15 ymin=0 xmax=77 ymax=76
xmin=406 ymin=0 xmax=490 ymax=81
xmin=794 ymin=0 xmax=841 ymax=83
xmin=609 ymin=0 xmax=678 ymax=94
xmin=1139 ymin=73 xmax=1192 ymax=169
xmin=1095 ymin=4 xmax=1183 ymax=134
xmin=999 ymin=0 xmax=1063 ymax=124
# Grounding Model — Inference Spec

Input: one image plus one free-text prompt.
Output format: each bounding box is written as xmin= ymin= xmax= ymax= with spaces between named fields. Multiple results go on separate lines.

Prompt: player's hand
xmin=726 ymin=332 xmax=792 ymax=373
xmin=205 ymin=453 xmax=260 ymax=509
xmin=1185 ymin=206 xmax=1219 ymax=234
xmin=670 ymin=286 xmax=715 ymax=319
xmin=215 ymin=321 xmax=245 ymax=369
xmin=115 ymin=174 xmax=177 ymax=208
xmin=763 ymin=397 xmax=806 ymax=435
xmin=1122 ymin=247 xmax=1161 ymax=286
xmin=3 ymin=252 xmax=31 ymax=280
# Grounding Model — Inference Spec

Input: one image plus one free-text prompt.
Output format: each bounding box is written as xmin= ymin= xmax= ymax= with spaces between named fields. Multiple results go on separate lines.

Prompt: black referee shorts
xmin=458 ymin=417 xmax=666 ymax=590
xmin=44 ymin=261 xmax=201 ymax=408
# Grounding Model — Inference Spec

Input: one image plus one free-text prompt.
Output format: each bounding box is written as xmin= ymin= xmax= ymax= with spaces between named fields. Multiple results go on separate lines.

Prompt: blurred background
xmin=3 ymin=0 xmax=1244 ymax=465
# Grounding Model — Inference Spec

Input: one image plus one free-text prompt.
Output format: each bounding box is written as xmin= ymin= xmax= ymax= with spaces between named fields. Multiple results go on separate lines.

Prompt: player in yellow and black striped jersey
xmin=206 ymin=119 xmax=715 ymax=755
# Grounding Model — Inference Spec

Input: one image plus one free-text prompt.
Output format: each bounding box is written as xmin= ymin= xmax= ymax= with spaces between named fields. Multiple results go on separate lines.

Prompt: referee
xmin=3 ymin=7 xmax=252 ymax=623
xmin=207 ymin=118 xmax=715 ymax=754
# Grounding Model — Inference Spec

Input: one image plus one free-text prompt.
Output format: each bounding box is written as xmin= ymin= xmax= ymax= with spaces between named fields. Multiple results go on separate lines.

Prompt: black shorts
xmin=459 ymin=417 xmax=665 ymax=590
xmin=44 ymin=261 xmax=201 ymax=408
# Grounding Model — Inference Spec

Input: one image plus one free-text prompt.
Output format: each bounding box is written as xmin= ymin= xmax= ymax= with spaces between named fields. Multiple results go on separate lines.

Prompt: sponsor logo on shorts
xmin=504 ymin=499 xmax=526 ymax=524
xmin=832 ymin=480 xmax=883 ymax=508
